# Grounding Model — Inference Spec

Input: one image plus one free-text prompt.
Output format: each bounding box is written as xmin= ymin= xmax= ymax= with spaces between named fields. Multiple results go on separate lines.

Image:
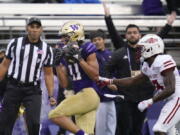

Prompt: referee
xmin=0 ymin=17 xmax=56 ymax=135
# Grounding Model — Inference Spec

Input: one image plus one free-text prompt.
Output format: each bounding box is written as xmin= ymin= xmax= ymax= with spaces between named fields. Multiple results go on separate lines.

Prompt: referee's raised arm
xmin=0 ymin=17 xmax=56 ymax=135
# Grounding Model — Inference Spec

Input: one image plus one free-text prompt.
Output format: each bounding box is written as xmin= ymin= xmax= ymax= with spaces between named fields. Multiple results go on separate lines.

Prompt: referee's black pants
xmin=0 ymin=82 xmax=42 ymax=135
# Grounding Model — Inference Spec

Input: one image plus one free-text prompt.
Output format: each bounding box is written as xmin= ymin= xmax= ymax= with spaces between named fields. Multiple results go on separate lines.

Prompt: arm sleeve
xmin=44 ymin=46 xmax=54 ymax=67
xmin=105 ymin=15 xmax=125 ymax=50
xmin=166 ymin=0 xmax=177 ymax=13
xmin=157 ymin=24 xmax=172 ymax=39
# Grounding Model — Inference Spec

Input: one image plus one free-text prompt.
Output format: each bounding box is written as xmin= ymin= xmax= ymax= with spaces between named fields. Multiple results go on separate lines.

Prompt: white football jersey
xmin=141 ymin=54 xmax=180 ymax=99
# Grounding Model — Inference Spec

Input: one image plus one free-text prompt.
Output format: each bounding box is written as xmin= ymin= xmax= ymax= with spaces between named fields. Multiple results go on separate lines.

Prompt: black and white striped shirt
xmin=5 ymin=36 xmax=53 ymax=83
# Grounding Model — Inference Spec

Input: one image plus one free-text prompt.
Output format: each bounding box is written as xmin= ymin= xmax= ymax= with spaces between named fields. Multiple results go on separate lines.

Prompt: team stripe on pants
xmin=163 ymin=97 xmax=180 ymax=124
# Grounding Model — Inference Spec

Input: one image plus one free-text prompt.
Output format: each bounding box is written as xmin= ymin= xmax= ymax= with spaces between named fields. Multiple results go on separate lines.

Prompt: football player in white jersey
xmin=98 ymin=34 xmax=180 ymax=135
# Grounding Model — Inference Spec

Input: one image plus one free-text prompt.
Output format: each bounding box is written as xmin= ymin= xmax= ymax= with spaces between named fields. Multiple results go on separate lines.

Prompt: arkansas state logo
xmin=145 ymin=38 xmax=158 ymax=44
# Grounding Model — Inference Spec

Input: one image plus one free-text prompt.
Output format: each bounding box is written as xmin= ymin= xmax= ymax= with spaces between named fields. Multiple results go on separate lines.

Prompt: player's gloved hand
xmin=64 ymin=43 xmax=83 ymax=63
xmin=53 ymin=48 xmax=64 ymax=66
xmin=138 ymin=98 xmax=153 ymax=112
xmin=97 ymin=76 xmax=113 ymax=88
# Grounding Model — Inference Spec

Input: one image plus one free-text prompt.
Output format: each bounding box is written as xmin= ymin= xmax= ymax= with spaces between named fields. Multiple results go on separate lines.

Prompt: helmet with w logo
xmin=138 ymin=34 xmax=164 ymax=59
xmin=59 ymin=21 xmax=85 ymax=42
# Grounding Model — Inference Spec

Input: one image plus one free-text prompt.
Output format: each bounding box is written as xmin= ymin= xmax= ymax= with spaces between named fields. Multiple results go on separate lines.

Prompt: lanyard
xmin=127 ymin=47 xmax=143 ymax=71
xmin=127 ymin=47 xmax=132 ymax=71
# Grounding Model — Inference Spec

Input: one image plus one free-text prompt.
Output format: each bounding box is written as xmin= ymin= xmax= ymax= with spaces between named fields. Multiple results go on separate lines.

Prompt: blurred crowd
xmin=0 ymin=0 xmax=179 ymax=15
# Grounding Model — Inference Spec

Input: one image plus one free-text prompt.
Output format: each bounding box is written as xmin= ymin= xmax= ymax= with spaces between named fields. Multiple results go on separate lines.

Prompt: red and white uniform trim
xmin=141 ymin=54 xmax=180 ymax=133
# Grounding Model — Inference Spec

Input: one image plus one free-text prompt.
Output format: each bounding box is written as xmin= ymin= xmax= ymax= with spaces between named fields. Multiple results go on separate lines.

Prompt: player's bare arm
xmin=153 ymin=68 xmax=175 ymax=103
xmin=112 ymin=72 xmax=149 ymax=87
xmin=79 ymin=53 xmax=99 ymax=81
xmin=0 ymin=58 xmax=11 ymax=81
xmin=43 ymin=66 xmax=56 ymax=105
xmin=56 ymin=64 xmax=68 ymax=88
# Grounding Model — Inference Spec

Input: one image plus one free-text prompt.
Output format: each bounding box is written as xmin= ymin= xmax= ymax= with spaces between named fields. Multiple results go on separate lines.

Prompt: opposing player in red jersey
xmin=99 ymin=34 xmax=180 ymax=135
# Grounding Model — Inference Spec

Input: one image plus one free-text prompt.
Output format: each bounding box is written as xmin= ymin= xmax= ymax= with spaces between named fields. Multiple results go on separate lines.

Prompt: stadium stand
xmin=0 ymin=2 xmax=179 ymax=65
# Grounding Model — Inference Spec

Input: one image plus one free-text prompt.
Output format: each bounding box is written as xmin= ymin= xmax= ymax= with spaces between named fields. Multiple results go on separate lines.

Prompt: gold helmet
xmin=59 ymin=21 xmax=85 ymax=42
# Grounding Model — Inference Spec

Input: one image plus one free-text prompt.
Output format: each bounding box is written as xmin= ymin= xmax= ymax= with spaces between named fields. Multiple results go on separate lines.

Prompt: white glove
xmin=138 ymin=98 xmax=153 ymax=112
xmin=97 ymin=76 xmax=113 ymax=87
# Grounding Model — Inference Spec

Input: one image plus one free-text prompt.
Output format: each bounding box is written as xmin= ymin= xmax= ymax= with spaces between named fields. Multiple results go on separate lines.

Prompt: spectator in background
xmin=0 ymin=49 xmax=6 ymax=62
xmin=142 ymin=0 xmax=165 ymax=15
xmin=142 ymin=0 xmax=177 ymax=15
xmin=103 ymin=3 xmax=176 ymax=135
xmin=0 ymin=49 xmax=6 ymax=101
xmin=90 ymin=29 xmax=117 ymax=135
xmin=166 ymin=0 xmax=179 ymax=14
